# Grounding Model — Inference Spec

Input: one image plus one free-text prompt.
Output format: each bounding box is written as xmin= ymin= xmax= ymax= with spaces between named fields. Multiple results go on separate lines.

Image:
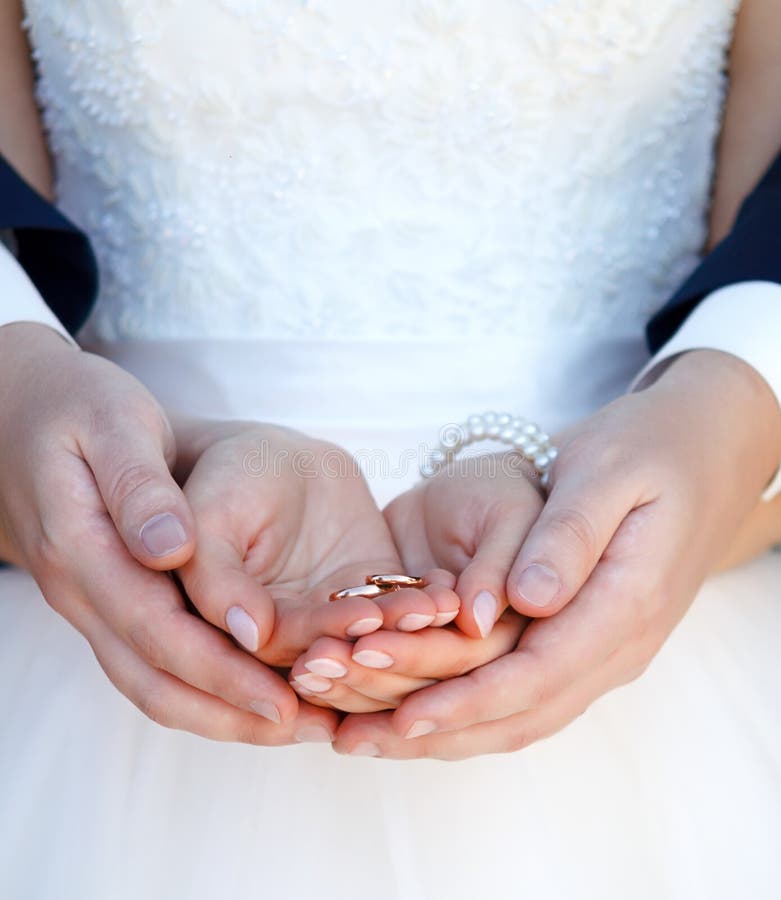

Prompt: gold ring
xmin=328 ymin=583 xmax=389 ymax=602
xmin=367 ymin=574 xmax=425 ymax=589
xmin=329 ymin=573 xmax=426 ymax=602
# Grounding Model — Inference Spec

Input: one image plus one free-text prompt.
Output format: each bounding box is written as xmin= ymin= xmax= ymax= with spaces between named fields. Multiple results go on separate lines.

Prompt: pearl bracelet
xmin=421 ymin=411 xmax=558 ymax=487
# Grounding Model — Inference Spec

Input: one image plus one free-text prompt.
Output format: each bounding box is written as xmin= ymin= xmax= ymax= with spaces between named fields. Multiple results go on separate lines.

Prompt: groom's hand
xmin=332 ymin=351 xmax=781 ymax=759
xmin=0 ymin=323 xmax=334 ymax=744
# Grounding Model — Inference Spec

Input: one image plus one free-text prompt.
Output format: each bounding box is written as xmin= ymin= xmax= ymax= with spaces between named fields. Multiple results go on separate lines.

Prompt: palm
xmin=179 ymin=425 xmax=404 ymax=667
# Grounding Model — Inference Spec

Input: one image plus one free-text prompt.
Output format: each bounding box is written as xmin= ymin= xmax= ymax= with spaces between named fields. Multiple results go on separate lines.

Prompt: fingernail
xmin=295 ymin=725 xmax=334 ymax=744
xmin=433 ymin=609 xmax=459 ymax=627
xmin=405 ymin=719 xmax=437 ymax=739
xmin=352 ymin=649 xmax=394 ymax=669
xmin=305 ymin=658 xmax=348 ymax=678
xmin=346 ymin=617 xmax=383 ymax=638
xmin=249 ymin=699 xmax=281 ymax=725
xmin=226 ymin=605 xmax=259 ymax=652
xmin=139 ymin=512 xmax=187 ymax=557
xmin=294 ymin=673 xmax=332 ymax=693
xmin=516 ymin=564 xmax=560 ymax=608
xmin=473 ymin=590 xmax=497 ymax=638
xmin=351 ymin=741 xmax=381 ymax=757
xmin=397 ymin=613 xmax=435 ymax=632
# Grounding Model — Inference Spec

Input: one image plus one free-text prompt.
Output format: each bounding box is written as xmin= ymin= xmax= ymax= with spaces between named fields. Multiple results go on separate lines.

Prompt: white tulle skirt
xmin=2 ymin=334 xmax=780 ymax=900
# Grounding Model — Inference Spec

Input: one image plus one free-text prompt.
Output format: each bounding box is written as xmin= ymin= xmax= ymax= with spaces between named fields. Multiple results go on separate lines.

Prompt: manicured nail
xmin=295 ymin=725 xmax=334 ymax=743
xmin=346 ymin=617 xmax=383 ymax=637
xmin=351 ymin=741 xmax=381 ymax=757
xmin=226 ymin=605 xmax=259 ymax=652
xmin=405 ymin=720 xmax=437 ymax=739
xmin=140 ymin=512 xmax=187 ymax=557
xmin=249 ymin=699 xmax=281 ymax=725
xmin=305 ymin=658 xmax=348 ymax=678
xmin=516 ymin=564 xmax=560 ymax=608
xmin=473 ymin=590 xmax=497 ymax=638
xmin=352 ymin=649 xmax=394 ymax=669
xmin=294 ymin=673 xmax=332 ymax=693
xmin=397 ymin=613 xmax=435 ymax=632
xmin=433 ymin=609 xmax=459 ymax=627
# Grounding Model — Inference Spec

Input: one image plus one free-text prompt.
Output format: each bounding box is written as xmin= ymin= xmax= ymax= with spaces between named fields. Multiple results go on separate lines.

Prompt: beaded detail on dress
xmin=24 ymin=0 xmax=738 ymax=341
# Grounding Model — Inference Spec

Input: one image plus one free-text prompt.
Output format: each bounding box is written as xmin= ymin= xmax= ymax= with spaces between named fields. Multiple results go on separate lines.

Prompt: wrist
xmin=648 ymin=349 xmax=781 ymax=494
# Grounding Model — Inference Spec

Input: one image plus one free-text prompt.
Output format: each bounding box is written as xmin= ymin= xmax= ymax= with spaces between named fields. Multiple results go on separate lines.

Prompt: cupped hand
xmin=0 ymin=323 xmax=340 ymax=745
xmin=175 ymin=421 xmax=460 ymax=720
xmin=331 ymin=350 xmax=781 ymax=759
xmin=286 ymin=454 xmax=544 ymax=714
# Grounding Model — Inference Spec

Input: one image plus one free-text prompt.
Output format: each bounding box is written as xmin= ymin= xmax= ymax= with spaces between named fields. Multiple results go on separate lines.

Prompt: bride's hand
xmin=175 ymin=421 xmax=458 ymax=718
xmin=0 ymin=323 xmax=337 ymax=745
xmin=331 ymin=350 xmax=781 ymax=759
xmin=286 ymin=456 xmax=543 ymax=714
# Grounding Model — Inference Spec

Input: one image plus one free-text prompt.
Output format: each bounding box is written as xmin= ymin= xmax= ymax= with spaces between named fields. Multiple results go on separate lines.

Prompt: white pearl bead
xmin=534 ymin=452 xmax=550 ymax=469
xmin=426 ymin=412 xmax=557 ymax=488
xmin=440 ymin=426 xmax=465 ymax=450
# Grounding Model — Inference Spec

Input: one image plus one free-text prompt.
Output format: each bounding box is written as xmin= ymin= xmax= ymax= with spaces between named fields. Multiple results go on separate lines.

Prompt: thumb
xmin=506 ymin=468 xmax=637 ymax=617
xmin=86 ymin=416 xmax=195 ymax=570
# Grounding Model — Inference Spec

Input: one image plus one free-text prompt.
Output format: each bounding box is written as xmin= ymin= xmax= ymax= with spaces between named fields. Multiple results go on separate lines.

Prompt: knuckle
xmin=106 ymin=462 xmax=160 ymax=513
xmin=128 ymin=619 xmax=165 ymax=669
xmin=544 ymin=505 xmax=598 ymax=561
xmin=35 ymin=526 xmax=72 ymax=582
xmin=234 ymin=720 xmax=273 ymax=746
xmin=526 ymin=660 xmax=552 ymax=708
xmin=505 ymin=727 xmax=533 ymax=754
xmin=134 ymin=687 xmax=174 ymax=728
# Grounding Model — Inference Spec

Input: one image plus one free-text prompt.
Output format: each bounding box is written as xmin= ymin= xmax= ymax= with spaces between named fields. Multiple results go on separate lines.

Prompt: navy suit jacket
xmin=1 ymin=151 xmax=780 ymax=351
xmin=0 ymin=158 xmax=97 ymax=335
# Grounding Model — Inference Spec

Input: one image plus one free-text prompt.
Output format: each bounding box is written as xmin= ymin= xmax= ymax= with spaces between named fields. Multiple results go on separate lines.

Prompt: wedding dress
xmin=2 ymin=2 xmax=780 ymax=898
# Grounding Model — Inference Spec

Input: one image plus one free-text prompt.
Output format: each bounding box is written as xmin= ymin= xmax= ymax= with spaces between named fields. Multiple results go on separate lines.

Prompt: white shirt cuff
xmin=0 ymin=238 xmax=76 ymax=346
xmin=631 ymin=281 xmax=781 ymax=501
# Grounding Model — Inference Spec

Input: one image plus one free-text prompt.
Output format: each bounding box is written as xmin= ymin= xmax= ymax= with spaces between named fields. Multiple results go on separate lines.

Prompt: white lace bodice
xmin=24 ymin=0 xmax=738 ymax=342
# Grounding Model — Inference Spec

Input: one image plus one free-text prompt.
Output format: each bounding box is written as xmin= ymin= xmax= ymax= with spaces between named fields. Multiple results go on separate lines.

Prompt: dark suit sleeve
xmin=646 ymin=150 xmax=781 ymax=353
xmin=0 ymin=155 xmax=98 ymax=335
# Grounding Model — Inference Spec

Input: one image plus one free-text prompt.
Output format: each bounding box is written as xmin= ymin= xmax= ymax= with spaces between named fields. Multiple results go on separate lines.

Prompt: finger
xmin=290 ymin=656 xmax=400 ymax=713
xmin=388 ymin=542 xmax=648 ymax=739
xmin=85 ymin=613 xmax=340 ymax=744
xmin=350 ymin=610 xmax=524 ymax=680
xmin=383 ymin=492 xmax=437 ymax=574
xmin=454 ymin=500 xmax=540 ymax=639
xmin=80 ymin=538 xmax=299 ymax=724
xmin=424 ymin=581 xmax=461 ymax=627
xmin=296 ymin=636 xmax=434 ymax=704
xmin=269 ymin=591 xmax=385 ymax=664
xmin=84 ymin=414 xmax=195 ymax=571
xmin=505 ymin=459 xmax=640 ymax=616
xmin=335 ymin=646 xmax=636 ymax=759
xmin=178 ymin=534 xmax=276 ymax=654
xmin=335 ymin=704 xmax=565 ymax=760
xmin=373 ymin=586 xmax=439 ymax=632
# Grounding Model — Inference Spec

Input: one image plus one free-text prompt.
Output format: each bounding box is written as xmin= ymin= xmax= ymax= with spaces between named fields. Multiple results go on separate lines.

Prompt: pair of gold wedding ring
xmin=329 ymin=574 xmax=424 ymax=602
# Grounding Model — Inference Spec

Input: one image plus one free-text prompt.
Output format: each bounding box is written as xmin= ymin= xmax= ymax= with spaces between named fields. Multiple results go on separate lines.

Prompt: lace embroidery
xmin=23 ymin=0 xmax=739 ymax=340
